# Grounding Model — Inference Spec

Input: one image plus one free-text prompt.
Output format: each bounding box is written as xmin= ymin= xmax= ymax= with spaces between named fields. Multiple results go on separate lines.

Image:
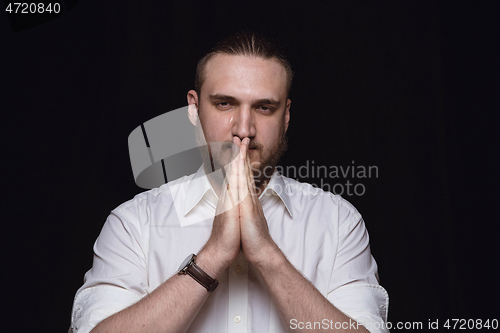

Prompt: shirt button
xmin=234 ymin=315 xmax=241 ymax=323
xmin=235 ymin=265 xmax=242 ymax=274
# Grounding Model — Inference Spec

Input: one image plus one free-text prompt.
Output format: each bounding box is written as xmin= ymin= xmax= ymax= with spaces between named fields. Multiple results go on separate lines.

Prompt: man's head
xmin=195 ymin=31 xmax=293 ymax=99
xmin=187 ymin=31 xmax=293 ymax=192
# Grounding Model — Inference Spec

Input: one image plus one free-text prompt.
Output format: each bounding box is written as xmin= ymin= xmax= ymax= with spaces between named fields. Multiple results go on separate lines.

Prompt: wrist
xmin=197 ymin=246 xmax=230 ymax=278
xmin=251 ymin=241 xmax=285 ymax=272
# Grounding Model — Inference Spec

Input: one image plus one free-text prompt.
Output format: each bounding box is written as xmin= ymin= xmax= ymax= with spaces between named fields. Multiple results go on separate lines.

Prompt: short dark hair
xmin=195 ymin=31 xmax=293 ymax=98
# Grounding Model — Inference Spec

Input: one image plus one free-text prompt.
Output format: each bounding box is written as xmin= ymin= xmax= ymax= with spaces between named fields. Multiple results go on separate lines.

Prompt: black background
xmin=2 ymin=0 xmax=499 ymax=332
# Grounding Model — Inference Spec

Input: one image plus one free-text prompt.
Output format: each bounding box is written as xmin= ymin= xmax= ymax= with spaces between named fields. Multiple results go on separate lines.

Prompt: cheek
xmin=200 ymin=115 xmax=231 ymax=141
xmin=260 ymin=121 xmax=283 ymax=145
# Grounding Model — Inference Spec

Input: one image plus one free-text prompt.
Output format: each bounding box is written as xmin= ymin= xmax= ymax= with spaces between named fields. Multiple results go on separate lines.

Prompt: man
xmin=70 ymin=31 xmax=389 ymax=333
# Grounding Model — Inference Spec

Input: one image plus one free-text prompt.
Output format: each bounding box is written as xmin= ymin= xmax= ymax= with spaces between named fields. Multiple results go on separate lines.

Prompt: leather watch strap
xmin=186 ymin=256 xmax=219 ymax=292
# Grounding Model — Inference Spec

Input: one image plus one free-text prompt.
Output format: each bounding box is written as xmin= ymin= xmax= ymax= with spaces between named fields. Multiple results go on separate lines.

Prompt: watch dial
xmin=178 ymin=254 xmax=194 ymax=271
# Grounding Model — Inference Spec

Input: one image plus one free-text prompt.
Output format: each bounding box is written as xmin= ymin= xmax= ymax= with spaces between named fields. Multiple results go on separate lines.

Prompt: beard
xmin=193 ymin=112 xmax=288 ymax=193
xmin=250 ymin=126 xmax=288 ymax=191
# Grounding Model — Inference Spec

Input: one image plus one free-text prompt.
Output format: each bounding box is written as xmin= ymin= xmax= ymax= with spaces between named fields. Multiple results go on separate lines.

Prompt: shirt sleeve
xmin=70 ymin=208 xmax=148 ymax=333
xmin=327 ymin=199 xmax=389 ymax=333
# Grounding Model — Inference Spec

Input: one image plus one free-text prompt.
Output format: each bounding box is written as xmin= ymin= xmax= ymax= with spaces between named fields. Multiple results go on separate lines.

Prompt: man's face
xmin=189 ymin=54 xmax=291 ymax=190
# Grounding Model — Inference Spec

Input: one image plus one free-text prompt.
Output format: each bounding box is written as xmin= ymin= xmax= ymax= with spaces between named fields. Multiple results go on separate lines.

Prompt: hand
xmin=201 ymin=137 xmax=242 ymax=274
xmin=238 ymin=137 xmax=277 ymax=266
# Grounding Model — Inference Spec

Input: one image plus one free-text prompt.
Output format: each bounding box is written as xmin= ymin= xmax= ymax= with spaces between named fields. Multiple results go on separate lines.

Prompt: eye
xmin=216 ymin=102 xmax=233 ymax=110
xmin=257 ymin=105 xmax=274 ymax=113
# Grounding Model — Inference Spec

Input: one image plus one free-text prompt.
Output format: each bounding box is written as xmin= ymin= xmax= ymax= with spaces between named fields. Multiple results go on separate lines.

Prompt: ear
xmin=187 ymin=90 xmax=199 ymax=126
xmin=284 ymin=98 xmax=291 ymax=132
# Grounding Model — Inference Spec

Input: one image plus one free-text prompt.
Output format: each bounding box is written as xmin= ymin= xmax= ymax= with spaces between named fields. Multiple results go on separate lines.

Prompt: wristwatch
xmin=178 ymin=253 xmax=219 ymax=292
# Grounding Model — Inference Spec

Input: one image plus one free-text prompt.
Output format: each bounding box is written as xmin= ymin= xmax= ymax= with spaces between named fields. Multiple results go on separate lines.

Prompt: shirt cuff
xmin=70 ymin=285 xmax=143 ymax=333
xmin=328 ymin=283 xmax=389 ymax=333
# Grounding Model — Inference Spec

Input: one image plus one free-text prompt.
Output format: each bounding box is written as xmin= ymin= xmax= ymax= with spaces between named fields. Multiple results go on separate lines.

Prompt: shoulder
xmin=110 ymin=173 xmax=195 ymax=223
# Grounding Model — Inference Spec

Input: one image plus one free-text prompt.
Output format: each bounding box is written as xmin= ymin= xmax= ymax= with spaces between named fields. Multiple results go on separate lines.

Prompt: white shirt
xmin=70 ymin=166 xmax=389 ymax=333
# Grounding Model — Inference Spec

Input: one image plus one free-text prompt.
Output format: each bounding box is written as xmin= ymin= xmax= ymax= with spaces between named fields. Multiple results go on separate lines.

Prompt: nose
xmin=232 ymin=105 xmax=256 ymax=141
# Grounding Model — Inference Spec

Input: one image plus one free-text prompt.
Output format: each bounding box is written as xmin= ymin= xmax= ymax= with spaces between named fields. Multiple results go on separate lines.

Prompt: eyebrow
xmin=209 ymin=94 xmax=281 ymax=108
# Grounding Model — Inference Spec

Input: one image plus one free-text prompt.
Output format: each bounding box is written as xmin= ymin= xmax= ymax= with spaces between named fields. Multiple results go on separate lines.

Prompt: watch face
xmin=178 ymin=254 xmax=194 ymax=271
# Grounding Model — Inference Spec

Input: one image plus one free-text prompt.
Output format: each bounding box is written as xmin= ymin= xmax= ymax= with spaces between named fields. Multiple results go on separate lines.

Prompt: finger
xmin=217 ymin=139 xmax=239 ymax=214
xmin=238 ymin=138 xmax=250 ymax=203
xmin=243 ymin=138 xmax=258 ymax=199
xmin=227 ymin=137 xmax=240 ymax=207
xmin=226 ymin=179 xmax=236 ymax=208
xmin=217 ymin=166 xmax=234 ymax=214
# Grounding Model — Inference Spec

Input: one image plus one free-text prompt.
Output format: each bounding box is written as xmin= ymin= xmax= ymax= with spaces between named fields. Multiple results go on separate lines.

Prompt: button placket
xmin=228 ymin=251 xmax=248 ymax=332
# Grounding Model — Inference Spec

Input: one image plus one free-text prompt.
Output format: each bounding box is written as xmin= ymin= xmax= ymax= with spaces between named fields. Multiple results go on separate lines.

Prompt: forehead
xmin=202 ymin=54 xmax=287 ymax=100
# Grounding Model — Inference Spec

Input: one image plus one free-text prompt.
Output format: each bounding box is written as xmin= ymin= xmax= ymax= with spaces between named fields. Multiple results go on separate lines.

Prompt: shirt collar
xmin=184 ymin=165 xmax=293 ymax=218
xmin=183 ymin=165 xmax=215 ymax=216
xmin=260 ymin=170 xmax=294 ymax=218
